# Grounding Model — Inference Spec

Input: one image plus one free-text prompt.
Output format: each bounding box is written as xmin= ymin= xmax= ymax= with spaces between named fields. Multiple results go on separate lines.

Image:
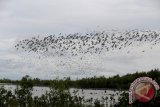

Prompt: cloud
xmin=0 ymin=0 xmax=8 ymax=10
xmin=0 ymin=0 xmax=160 ymax=37
xmin=1 ymin=35 xmax=160 ymax=80
xmin=0 ymin=0 xmax=160 ymax=79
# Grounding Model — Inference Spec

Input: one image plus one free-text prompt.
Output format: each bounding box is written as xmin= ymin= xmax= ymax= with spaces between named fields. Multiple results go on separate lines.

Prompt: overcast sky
xmin=0 ymin=0 xmax=160 ymax=79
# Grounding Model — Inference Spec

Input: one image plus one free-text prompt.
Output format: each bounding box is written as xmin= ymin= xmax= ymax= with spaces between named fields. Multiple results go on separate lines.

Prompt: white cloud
xmin=0 ymin=35 xmax=160 ymax=80
xmin=0 ymin=0 xmax=160 ymax=79
xmin=0 ymin=0 xmax=160 ymax=37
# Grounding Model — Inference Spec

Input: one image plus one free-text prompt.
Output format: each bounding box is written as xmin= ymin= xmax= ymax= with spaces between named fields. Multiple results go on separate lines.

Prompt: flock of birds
xmin=15 ymin=30 xmax=160 ymax=57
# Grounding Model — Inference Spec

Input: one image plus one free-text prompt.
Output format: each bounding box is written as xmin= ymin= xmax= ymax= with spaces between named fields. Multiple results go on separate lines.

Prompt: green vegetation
xmin=116 ymin=91 xmax=160 ymax=107
xmin=0 ymin=69 xmax=160 ymax=107
xmin=1 ymin=69 xmax=160 ymax=90
xmin=75 ymin=69 xmax=160 ymax=89
xmin=0 ymin=75 xmax=115 ymax=107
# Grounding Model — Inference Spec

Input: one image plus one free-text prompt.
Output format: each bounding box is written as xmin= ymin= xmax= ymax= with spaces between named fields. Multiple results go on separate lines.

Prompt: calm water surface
xmin=0 ymin=84 xmax=123 ymax=105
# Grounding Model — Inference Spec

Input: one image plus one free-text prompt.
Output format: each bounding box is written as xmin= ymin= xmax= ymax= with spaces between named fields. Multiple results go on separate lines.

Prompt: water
xmin=0 ymin=84 xmax=123 ymax=106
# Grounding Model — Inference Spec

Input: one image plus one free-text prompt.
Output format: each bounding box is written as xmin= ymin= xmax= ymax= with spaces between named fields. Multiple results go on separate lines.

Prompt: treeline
xmin=75 ymin=69 xmax=160 ymax=89
xmin=1 ymin=69 xmax=160 ymax=89
xmin=1 ymin=72 xmax=160 ymax=107
xmin=0 ymin=75 xmax=111 ymax=107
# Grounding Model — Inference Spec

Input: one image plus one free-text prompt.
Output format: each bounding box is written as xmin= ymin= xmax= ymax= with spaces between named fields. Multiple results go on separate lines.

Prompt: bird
xmin=15 ymin=30 xmax=160 ymax=58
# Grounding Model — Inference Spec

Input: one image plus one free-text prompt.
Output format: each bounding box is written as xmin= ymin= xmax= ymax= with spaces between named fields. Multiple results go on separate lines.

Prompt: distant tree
xmin=15 ymin=75 xmax=33 ymax=107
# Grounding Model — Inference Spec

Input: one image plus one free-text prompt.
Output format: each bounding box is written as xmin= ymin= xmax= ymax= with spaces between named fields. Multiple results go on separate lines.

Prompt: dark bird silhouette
xmin=15 ymin=30 xmax=160 ymax=57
